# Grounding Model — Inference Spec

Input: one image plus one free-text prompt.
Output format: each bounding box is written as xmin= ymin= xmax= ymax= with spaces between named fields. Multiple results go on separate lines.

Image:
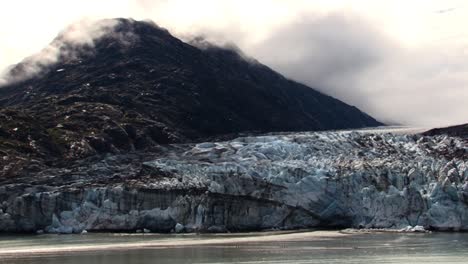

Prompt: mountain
xmin=0 ymin=18 xmax=381 ymax=177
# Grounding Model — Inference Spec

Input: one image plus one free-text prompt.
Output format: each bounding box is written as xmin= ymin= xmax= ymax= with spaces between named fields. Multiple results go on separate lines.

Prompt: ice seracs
xmin=152 ymin=131 xmax=468 ymax=231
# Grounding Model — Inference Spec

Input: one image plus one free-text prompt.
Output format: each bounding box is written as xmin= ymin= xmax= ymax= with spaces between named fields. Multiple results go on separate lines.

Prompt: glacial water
xmin=0 ymin=231 xmax=467 ymax=264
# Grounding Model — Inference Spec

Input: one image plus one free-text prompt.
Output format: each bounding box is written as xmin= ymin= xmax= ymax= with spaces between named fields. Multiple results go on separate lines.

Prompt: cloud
xmin=1 ymin=19 xmax=137 ymax=85
xmin=169 ymin=8 xmax=468 ymax=126
xmin=358 ymin=44 xmax=468 ymax=126
xmin=245 ymin=12 xmax=395 ymax=110
xmin=239 ymin=11 xmax=468 ymax=126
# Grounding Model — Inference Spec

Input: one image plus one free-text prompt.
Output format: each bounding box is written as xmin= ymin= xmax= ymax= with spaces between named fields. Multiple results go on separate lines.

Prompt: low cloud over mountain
xmin=1 ymin=0 xmax=467 ymax=126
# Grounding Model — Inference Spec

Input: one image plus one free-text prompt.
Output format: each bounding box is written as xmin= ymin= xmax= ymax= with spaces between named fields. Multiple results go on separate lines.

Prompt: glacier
xmin=0 ymin=130 xmax=467 ymax=233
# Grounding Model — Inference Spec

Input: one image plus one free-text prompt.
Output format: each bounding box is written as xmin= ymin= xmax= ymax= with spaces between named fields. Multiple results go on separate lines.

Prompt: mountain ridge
xmin=424 ymin=123 xmax=468 ymax=138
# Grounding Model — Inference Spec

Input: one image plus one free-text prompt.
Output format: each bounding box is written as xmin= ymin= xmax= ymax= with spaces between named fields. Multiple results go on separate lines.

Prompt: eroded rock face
xmin=0 ymin=131 xmax=466 ymax=233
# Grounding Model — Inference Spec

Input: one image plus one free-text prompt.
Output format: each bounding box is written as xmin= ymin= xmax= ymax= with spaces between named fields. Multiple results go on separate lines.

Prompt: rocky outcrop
xmin=0 ymin=130 xmax=466 ymax=233
xmin=424 ymin=123 xmax=468 ymax=138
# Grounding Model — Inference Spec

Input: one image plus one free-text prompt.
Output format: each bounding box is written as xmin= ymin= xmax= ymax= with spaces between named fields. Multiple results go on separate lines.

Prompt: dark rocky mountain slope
xmin=424 ymin=123 xmax=468 ymax=138
xmin=0 ymin=18 xmax=381 ymax=178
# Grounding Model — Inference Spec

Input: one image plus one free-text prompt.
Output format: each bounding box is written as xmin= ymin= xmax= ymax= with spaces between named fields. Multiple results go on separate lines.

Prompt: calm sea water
xmin=0 ymin=231 xmax=467 ymax=264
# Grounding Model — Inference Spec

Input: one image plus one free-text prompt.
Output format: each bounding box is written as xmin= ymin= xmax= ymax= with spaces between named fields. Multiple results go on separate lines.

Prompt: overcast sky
xmin=0 ymin=0 xmax=467 ymax=126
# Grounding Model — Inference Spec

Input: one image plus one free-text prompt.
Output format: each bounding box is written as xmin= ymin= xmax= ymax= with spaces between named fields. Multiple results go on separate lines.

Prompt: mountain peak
xmin=1 ymin=19 xmax=180 ymax=85
xmin=53 ymin=18 xmax=170 ymax=46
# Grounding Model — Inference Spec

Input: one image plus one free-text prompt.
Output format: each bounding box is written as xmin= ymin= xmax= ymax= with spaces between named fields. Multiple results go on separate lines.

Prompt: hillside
xmin=424 ymin=123 xmax=468 ymax=138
